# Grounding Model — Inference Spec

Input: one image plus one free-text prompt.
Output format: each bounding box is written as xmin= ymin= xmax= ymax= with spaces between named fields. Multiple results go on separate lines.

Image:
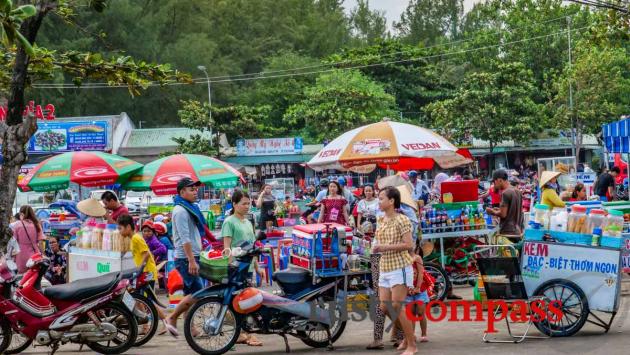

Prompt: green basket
xmin=199 ymin=256 xmax=229 ymax=283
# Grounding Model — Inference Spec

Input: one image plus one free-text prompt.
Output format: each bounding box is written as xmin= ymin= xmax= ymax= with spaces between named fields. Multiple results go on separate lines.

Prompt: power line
xmin=32 ymin=13 xmax=580 ymax=88
xmin=31 ymin=26 xmax=591 ymax=90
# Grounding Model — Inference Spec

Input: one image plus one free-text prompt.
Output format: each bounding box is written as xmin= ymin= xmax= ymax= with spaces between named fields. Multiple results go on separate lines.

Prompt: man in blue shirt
xmin=408 ymin=171 xmax=429 ymax=203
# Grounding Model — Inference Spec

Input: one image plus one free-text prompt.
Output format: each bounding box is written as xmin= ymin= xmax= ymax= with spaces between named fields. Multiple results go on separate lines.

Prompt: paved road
xmin=21 ymin=285 xmax=630 ymax=354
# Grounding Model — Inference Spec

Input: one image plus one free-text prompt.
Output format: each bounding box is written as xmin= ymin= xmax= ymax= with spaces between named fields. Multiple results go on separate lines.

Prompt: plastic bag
xmin=167 ymin=269 xmax=183 ymax=294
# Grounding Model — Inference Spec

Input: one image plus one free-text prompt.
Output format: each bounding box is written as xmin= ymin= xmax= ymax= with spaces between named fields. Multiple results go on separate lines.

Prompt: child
xmin=141 ymin=221 xmax=168 ymax=263
xmin=398 ymin=252 xmax=429 ymax=350
xmin=117 ymin=215 xmax=178 ymax=337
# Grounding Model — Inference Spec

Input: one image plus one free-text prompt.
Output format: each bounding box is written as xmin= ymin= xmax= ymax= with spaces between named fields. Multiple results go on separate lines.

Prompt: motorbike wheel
xmin=0 ymin=317 xmax=12 ymax=354
xmin=5 ymin=332 xmax=33 ymax=354
xmin=132 ymin=293 xmax=159 ymax=347
xmin=86 ymin=302 xmax=138 ymax=355
xmin=298 ymin=296 xmax=347 ymax=348
xmin=424 ymin=263 xmax=451 ymax=302
xmin=184 ymin=297 xmax=241 ymax=355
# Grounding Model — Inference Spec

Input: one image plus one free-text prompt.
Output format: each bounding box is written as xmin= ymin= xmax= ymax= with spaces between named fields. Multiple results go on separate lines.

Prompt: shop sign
xmin=0 ymin=101 xmax=56 ymax=121
xmin=28 ymin=120 xmax=109 ymax=154
xmin=236 ymin=137 xmax=303 ymax=156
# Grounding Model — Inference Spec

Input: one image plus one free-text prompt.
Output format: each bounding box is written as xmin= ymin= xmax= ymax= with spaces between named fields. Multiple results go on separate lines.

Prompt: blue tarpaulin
xmin=602 ymin=118 xmax=630 ymax=153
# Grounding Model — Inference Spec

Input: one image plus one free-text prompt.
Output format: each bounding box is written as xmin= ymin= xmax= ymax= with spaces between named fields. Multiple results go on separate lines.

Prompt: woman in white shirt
xmin=357 ymin=184 xmax=379 ymax=233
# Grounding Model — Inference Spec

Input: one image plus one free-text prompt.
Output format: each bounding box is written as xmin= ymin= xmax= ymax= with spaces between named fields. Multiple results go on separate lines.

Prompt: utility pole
xmin=198 ymin=65 xmax=213 ymax=150
xmin=567 ymin=16 xmax=577 ymax=169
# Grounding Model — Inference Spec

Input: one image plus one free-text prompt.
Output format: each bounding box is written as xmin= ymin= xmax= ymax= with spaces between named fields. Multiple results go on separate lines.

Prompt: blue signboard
xmin=28 ymin=121 xmax=109 ymax=154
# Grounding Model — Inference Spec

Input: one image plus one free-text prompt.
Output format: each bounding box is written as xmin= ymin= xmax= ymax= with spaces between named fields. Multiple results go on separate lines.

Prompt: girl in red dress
xmin=318 ymin=181 xmax=349 ymax=225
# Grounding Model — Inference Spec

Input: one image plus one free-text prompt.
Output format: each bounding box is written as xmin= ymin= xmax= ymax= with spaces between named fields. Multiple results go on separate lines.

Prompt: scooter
xmin=0 ymin=253 xmax=138 ymax=355
xmin=184 ymin=232 xmax=347 ymax=355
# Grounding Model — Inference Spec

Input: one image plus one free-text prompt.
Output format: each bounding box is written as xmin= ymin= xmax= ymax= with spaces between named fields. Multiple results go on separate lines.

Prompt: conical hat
xmin=77 ymin=198 xmax=106 ymax=217
xmin=539 ymin=171 xmax=562 ymax=188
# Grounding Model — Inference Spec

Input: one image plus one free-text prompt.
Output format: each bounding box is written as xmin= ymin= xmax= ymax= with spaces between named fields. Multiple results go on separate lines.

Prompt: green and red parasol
xmin=18 ymin=151 xmax=143 ymax=192
xmin=123 ymin=154 xmax=243 ymax=195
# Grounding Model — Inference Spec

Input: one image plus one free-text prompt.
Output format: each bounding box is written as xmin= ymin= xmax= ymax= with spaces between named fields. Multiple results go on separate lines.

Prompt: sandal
xmin=161 ymin=319 xmax=179 ymax=337
xmin=236 ymin=334 xmax=249 ymax=344
xmin=420 ymin=336 xmax=428 ymax=343
xmin=366 ymin=341 xmax=384 ymax=350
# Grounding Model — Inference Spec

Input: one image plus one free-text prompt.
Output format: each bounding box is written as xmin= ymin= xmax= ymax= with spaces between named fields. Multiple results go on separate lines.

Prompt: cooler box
xmin=290 ymin=255 xmax=339 ymax=269
xmin=292 ymin=223 xmax=352 ymax=256
xmin=440 ymin=180 xmax=479 ymax=203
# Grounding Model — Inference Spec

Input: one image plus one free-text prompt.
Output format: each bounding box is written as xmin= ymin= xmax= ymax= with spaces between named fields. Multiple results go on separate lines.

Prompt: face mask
xmin=547 ymin=183 xmax=558 ymax=189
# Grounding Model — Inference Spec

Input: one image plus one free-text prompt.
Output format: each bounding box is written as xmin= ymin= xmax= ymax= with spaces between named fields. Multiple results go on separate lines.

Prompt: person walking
xmin=318 ymin=180 xmax=350 ymax=226
xmin=256 ymin=184 xmax=277 ymax=232
xmin=486 ymin=170 xmax=525 ymax=242
xmin=165 ymin=178 xmax=205 ymax=332
xmin=371 ymin=187 xmax=417 ymax=355
xmin=221 ymin=190 xmax=264 ymax=347
xmin=11 ymin=205 xmax=44 ymax=273
xmin=357 ymin=184 xmax=379 ymax=233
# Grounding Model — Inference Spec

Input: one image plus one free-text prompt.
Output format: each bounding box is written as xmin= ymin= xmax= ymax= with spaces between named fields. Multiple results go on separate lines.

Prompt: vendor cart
xmin=520 ymin=229 xmax=624 ymax=336
xmin=67 ymin=246 xmax=135 ymax=282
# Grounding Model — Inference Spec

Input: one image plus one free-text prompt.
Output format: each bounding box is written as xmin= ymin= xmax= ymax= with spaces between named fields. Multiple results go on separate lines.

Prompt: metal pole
xmin=567 ymin=16 xmax=577 ymax=168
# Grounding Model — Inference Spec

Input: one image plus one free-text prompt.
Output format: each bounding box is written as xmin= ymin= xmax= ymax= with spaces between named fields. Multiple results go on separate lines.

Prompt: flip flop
xmin=246 ymin=337 xmax=263 ymax=347
xmin=420 ymin=336 xmax=429 ymax=343
xmin=161 ymin=320 xmax=179 ymax=337
xmin=366 ymin=342 xmax=384 ymax=350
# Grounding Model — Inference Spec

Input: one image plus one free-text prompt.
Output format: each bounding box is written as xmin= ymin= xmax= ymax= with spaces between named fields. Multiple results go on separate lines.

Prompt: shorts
xmin=406 ymin=291 xmax=430 ymax=304
xmin=175 ymin=257 xmax=204 ymax=296
xmin=379 ymin=265 xmax=414 ymax=289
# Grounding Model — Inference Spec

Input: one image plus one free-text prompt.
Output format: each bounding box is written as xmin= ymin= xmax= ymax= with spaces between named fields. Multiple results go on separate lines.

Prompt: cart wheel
xmin=533 ymin=279 xmax=589 ymax=337
xmin=424 ymin=263 xmax=450 ymax=302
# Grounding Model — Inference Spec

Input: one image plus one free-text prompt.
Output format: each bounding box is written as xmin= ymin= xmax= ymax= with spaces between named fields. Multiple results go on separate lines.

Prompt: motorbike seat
xmin=43 ymin=273 xmax=119 ymax=301
xmin=120 ymin=267 xmax=141 ymax=280
xmin=273 ymin=267 xmax=310 ymax=285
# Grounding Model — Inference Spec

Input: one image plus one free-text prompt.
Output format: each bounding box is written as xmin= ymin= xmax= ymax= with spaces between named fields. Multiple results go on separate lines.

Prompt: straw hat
xmin=539 ymin=171 xmax=562 ymax=188
xmin=77 ymin=198 xmax=106 ymax=217
xmin=396 ymin=185 xmax=417 ymax=212
xmin=421 ymin=241 xmax=435 ymax=257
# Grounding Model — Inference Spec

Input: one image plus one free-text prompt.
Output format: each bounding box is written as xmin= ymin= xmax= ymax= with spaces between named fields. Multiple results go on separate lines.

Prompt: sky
xmin=343 ymin=0 xmax=483 ymax=30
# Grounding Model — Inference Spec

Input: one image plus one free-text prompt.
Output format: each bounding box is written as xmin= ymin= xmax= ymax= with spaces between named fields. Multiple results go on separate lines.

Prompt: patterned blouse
xmin=321 ymin=197 xmax=348 ymax=225
xmin=375 ymin=213 xmax=413 ymax=273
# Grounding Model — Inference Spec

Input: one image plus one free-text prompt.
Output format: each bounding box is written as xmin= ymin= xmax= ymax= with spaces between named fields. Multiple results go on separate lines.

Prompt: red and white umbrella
xmin=308 ymin=120 xmax=472 ymax=172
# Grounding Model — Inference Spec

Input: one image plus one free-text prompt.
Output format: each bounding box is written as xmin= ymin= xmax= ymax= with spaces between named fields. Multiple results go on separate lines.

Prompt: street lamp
xmin=197 ymin=65 xmax=213 ymax=148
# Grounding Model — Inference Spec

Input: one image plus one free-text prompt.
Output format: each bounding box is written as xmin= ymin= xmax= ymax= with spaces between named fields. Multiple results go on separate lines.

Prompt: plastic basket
xmin=199 ymin=256 xmax=229 ymax=283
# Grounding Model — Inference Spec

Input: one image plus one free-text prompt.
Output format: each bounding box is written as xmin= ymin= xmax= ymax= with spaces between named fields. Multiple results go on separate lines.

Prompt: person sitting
xmin=141 ymin=220 xmax=168 ymax=263
xmin=45 ymin=236 xmax=67 ymax=285
xmin=153 ymin=221 xmax=174 ymax=250
xmin=540 ymin=171 xmax=565 ymax=209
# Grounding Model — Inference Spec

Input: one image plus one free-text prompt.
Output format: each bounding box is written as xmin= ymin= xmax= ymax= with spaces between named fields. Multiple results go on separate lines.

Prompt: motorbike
xmin=0 ymin=253 xmax=138 ymax=355
xmin=120 ymin=264 xmax=170 ymax=347
xmin=184 ymin=232 xmax=347 ymax=355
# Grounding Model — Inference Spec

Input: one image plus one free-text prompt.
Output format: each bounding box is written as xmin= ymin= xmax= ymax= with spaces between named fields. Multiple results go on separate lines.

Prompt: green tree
xmin=394 ymin=0 xmax=463 ymax=45
xmin=329 ymin=40 xmax=455 ymax=126
xmin=551 ymin=44 xmax=630 ymax=162
xmin=241 ymin=51 xmax=320 ymax=135
xmin=0 ymin=0 xmax=186 ymax=249
xmin=284 ymin=69 xmax=397 ymax=143
xmin=349 ymin=0 xmax=388 ymax=45
xmin=427 ymin=62 xmax=542 ymax=167
xmin=176 ymin=100 xmax=277 ymax=156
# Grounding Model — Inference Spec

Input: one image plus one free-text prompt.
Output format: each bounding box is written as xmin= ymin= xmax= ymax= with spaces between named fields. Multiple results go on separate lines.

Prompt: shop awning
xmin=223 ymin=154 xmax=315 ymax=166
xmin=603 ymin=118 xmax=630 ymax=153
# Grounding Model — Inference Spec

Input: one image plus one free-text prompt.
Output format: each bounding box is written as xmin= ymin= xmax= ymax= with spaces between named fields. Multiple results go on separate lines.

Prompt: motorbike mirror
xmin=257 ymin=231 xmax=267 ymax=241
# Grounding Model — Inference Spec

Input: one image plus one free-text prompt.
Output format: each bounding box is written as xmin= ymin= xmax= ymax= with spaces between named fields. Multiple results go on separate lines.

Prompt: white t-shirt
xmin=6 ymin=237 xmax=20 ymax=260
xmin=357 ymin=198 xmax=379 ymax=218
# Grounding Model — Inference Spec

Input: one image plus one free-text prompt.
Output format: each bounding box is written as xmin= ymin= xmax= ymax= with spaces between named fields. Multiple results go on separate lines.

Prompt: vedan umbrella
xmin=18 ymin=151 xmax=142 ymax=192
xmin=124 ymin=154 xmax=243 ymax=195
xmin=308 ymin=119 xmax=472 ymax=172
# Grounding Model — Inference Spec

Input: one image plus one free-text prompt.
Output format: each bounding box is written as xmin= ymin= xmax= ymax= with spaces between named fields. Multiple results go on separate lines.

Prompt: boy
xmin=117 ymin=215 xmax=178 ymax=337
xmin=397 ymin=250 xmax=429 ymax=350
